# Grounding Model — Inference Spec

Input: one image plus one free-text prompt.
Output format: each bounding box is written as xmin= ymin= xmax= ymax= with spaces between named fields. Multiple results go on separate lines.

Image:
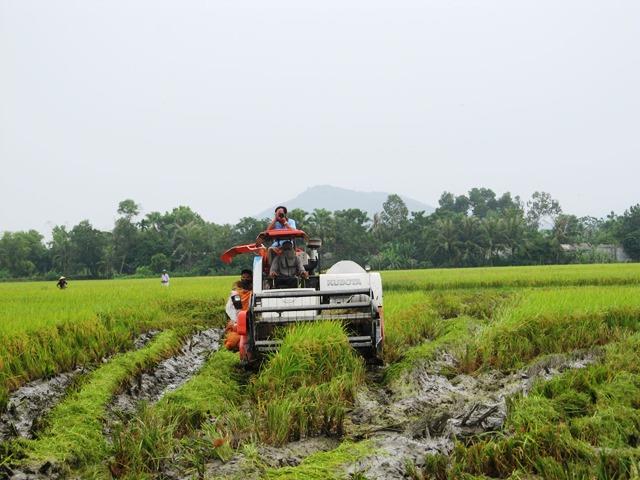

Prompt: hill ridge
xmin=255 ymin=185 xmax=434 ymax=220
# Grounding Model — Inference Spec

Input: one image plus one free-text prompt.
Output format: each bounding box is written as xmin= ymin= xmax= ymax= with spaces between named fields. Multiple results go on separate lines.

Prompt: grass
xmin=20 ymin=329 xmax=185 ymax=469
xmin=252 ymin=321 xmax=365 ymax=445
xmin=382 ymin=263 xmax=640 ymax=291
xmin=108 ymin=349 xmax=244 ymax=479
xmin=0 ymin=277 xmax=232 ymax=411
xmin=3 ymin=264 xmax=640 ymax=478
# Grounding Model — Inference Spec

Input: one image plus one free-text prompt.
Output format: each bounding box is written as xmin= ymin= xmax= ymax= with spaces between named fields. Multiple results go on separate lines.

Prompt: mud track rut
xmin=108 ymin=328 xmax=222 ymax=415
xmin=0 ymin=329 xmax=224 ymax=480
xmin=0 ymin=330 xmax=160 ymax=444
xmin=344 ymin=350 xmax=599 ymax=479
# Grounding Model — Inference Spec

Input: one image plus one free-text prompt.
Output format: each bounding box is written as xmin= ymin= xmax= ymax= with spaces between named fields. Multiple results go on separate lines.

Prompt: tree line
xmin=1 ymin=188 xmax=639 ymax=280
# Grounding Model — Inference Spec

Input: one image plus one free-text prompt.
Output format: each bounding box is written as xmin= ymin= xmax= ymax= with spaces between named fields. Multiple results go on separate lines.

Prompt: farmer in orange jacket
xmin=224 ymin=269 xmax=252 ymax=351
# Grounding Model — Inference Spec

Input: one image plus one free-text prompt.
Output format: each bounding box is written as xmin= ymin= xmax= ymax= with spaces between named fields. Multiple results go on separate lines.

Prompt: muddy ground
xmin=1 ymin=332 xmax=598 ymax=480
xmin=344 ymin=350 xmax=599 ymax=479
xmin=2 ymin=329 xmax=224 ymax=480
xmin=0 ymin=369 xmax=86 ymax=443
xmin=200 ymin=349 xmax=598 ymax=480
xmin=109 ymin=328 xmax=222 ymax=415
xmin=0 ymin=330 xmax=160 ymax=445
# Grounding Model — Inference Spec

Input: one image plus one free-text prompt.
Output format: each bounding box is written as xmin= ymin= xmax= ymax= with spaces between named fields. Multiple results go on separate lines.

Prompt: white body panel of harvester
xmin=259 ymin=288 xmax=320 ymax=321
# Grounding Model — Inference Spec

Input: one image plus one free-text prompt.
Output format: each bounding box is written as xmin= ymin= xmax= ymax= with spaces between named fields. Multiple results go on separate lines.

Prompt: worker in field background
xmin=224 ymin=269 xmax=253 ymax=351
xmin=161 ymin=269 xmax=170 ymax=287
xmin=56 ymin=276 xmax=68 ymax=289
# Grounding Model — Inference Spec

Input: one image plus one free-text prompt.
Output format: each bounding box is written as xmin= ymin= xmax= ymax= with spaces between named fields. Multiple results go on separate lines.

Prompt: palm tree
xmin=430 ymin=217 xmax=462 ymax=266
xmin=459 ymin=216 xmax=488 ymax=267
xmin=500 ymin=212 xmax=528 ymax=261
xmin=482 ymin=216 xmax=505 ymax=265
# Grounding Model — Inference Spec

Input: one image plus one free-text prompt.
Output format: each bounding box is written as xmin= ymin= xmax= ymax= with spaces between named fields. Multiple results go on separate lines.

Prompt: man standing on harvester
xmin=267 ymin=206 xmax=297 ymax=264
xmin=268 ymin=205 xmax=296 ymax=233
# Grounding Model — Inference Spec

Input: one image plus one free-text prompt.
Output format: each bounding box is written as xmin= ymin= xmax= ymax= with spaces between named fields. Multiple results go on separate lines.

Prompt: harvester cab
xmin=220 ymin=229 xmax=384 ymax=366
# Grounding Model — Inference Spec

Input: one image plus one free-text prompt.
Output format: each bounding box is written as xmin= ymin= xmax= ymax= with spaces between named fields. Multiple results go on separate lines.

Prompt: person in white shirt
xmin=160 ymin=270 xmax=170 ymax=287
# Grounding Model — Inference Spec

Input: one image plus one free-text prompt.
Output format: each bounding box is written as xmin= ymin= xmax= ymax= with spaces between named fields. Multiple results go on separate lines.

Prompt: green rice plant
xmin=157 ymin=349 xmax=244 ymax=432
xmin=386 ymin=315 xmax=483 ymax=382
xmin=0 ymin=277 xmax=233 ymax=337
xmin=470 ymin=287 xmax=640 ymax=371
xmin=428 ymin=291 xmax=500 ymax=320
xmin=382 ymin=293 xmax=439 ymax=364
xmin=109 ymin=402 xmax=179 ymax=477
xmin=263 ymin=440 xmax=373 ymax=480
xmin=21 ymin=329 xmax=184 ymax=469
xmin=7 ymin=267 xmax=640 ymax=477
xmin=252 ymin=321 xmax=365 ymax=445
xmin=108 ymin=349 xmax=244 ymax=478
xmin=264 ymin=399 xmax=296 ymax=445
xmin=253 ymin=321 xmax=365 ymax=396
xmin=420 ymin=452 xmax=449 ymax=479
xmin=0 ymin=277 xmax=230 ymax=411
xmin=443 ymin=333 xmax=640 ymax=478
xmin=382 ymin=288 xmax=511 ymax=371
xmin=382 ymin=263 xmax=640 ymax=291
xmin=494 ymin=286 xmax=640 ymax=323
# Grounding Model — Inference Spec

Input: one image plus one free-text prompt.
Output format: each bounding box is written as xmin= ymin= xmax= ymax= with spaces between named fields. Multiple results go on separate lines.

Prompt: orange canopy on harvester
xmin=219 ymin=228 xmax=308 ymax=264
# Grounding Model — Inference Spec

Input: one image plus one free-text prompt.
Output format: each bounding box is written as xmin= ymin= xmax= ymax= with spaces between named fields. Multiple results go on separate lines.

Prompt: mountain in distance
xmin=255 ymin=185 xmax=434 ymax=220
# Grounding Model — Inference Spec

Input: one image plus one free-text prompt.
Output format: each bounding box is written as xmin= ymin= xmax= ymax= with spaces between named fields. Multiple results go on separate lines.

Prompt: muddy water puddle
xmin=0 ymin=330 xmax=160 ymax=444
xmin=109 ymin=328 xmax=222 ymax=414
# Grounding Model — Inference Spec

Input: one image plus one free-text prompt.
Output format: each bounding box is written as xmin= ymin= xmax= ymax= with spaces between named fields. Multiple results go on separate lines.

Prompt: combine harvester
xmin=221 ymin=229 xmax=384 ymax=366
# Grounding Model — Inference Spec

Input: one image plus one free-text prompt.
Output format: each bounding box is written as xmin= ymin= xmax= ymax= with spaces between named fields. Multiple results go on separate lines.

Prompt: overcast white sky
xmin=1 ymin=0 xmax=639 ymax=236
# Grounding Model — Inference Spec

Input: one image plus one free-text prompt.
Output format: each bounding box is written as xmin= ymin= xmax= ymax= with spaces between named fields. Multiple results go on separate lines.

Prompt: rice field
xmin=0 ymin=277 xmax=234 ymax=335
xmin=383 ymin=262 xmax=640 ymax=290
xmin=1 ymin=262 xmax=640 ymax=478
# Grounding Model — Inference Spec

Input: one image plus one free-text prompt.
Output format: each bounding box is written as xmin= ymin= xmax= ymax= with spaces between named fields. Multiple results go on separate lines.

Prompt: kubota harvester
xmin=220 ymin=229 xmax=384 ymax=366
